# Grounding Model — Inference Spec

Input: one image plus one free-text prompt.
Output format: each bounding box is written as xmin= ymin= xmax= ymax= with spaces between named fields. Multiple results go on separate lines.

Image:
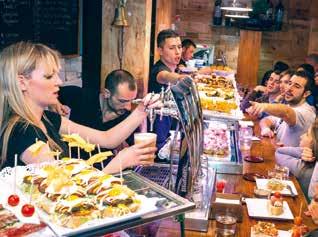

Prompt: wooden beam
xmin=237 ymin=30 xmax=262 ymax=87
xmin=154 ymin=0 xmax=176 ymax=61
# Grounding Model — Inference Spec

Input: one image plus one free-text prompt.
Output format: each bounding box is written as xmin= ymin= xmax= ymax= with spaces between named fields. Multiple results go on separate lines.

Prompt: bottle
xmin=266 ymin=0 xmax=273 ymax=21
xmin=274 ymin=0 xmax=284 ymax=31
xmin=213 ymin=0 xmax=222 ymax=26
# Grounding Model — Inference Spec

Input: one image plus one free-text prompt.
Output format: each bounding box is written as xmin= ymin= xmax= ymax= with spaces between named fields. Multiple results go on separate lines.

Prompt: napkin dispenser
xmin=210 ymin=193 xmax=243 ymax=222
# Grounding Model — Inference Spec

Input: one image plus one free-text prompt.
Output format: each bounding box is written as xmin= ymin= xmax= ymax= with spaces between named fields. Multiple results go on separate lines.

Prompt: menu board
xmin=0 ymin=0 xmax=79 ymax=55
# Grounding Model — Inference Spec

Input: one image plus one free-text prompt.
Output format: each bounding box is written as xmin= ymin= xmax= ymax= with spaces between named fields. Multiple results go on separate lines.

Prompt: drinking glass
xmin=275 ymin=165 xmax=289 ymax=180
xmin=134 ymin=133 xmax=157 ymax=162
xmin=215 ymin=213 xmax=237 ymax=237
xmin=240 ymin=126 xmax=253 ymax=151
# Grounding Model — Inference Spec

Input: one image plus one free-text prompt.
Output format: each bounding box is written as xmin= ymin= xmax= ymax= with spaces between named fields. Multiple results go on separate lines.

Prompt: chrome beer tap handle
xmin=160 ymin=86 xmax=165 ymax=120
xmin=148 ymin=92 xmax=156 ymax=132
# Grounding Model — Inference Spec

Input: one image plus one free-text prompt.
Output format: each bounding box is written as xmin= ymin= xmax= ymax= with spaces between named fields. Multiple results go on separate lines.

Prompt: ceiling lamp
xmin=225 ymin=13 xmax=249 ymax=18
xmin=221 ymin=0 xmax=252 ymax=12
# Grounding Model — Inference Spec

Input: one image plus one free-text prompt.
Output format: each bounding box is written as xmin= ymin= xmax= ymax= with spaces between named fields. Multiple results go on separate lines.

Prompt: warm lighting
xmin=225 ymin=14 xmax=249 ymax=18
xmin=221 ymin=0 xmax=252 ymax=12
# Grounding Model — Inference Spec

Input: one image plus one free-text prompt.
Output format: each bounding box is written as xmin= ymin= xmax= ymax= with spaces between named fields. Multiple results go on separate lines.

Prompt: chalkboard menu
xmin=0 ymin=0 xmax=79 ymax=55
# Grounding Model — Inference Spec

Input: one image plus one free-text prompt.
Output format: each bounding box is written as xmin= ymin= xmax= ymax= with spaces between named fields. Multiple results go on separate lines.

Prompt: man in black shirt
xmin=98 ymin=69 xmax=138 ymax=145
xmin=58 ymin=69 xmax=139 ymax=146
xmin=148 ymin=29 xmax=187 ymax=150
xmin=178 ymin=39 xmax=196 ymax=69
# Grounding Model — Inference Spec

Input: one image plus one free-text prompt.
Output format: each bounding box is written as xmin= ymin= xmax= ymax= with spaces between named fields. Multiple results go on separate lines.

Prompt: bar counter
xmin=152 ymin=122 xmax=317 ymax=237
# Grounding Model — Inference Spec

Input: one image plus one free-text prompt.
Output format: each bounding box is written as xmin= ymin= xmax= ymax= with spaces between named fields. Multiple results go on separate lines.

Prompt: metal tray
xmin=73 ymin=170 xmax=195 ymax=237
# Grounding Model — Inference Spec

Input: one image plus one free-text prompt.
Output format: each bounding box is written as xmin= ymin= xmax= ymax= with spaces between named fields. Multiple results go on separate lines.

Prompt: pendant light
xmin=221 ymin=0 xmax=252 ymax=12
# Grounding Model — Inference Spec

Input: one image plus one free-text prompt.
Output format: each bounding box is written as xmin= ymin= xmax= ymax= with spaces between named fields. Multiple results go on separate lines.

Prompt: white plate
xmin=255 ymin=179 xmax=298 ymax=196
xmin=251 ymin=228 xmax=291 ymax=237
xmin=40 ymin=195 xmax=157 ymax=237
xmin=0 ymin=165 xmax=158 ymax=237
xmin=246 ymin=198 xmax=294 ymax=221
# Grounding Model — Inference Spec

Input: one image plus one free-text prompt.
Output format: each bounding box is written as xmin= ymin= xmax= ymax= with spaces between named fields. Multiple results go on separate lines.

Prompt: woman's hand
xmin=115 ymin=139 xmax=157 ymax=168
xmin=135 ymin=93 xmax=162 ymax=113
xmin=301 ymin=147 xmax=315 ymax=162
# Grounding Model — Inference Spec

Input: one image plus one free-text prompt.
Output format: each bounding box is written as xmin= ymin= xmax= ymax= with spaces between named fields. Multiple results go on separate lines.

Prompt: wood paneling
xmin=101 ymin=0 xmax=152 ymax=96
xmin=308 ymin=18 xmax=318 ymax=54
xmin=154 ymin=0 xmax=176 ymax=62
xmin=237 ymin=30 xmax=262 ymax=87
xmin=173 ymin=0 xmax=317 ymax=85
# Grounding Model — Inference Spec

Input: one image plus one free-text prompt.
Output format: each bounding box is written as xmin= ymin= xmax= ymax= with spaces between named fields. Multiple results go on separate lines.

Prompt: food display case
xmin=195 ymin=73 xmax=243 ymax=121
xmin=195 ymin=71 xmax=244 ymax=174
xmin=0 ymin=165 xmax=195 ymax=237
xmin=203 ymin=118 xmax=242 ymax=174
xmin=135 ymin=77 xmax=216 ymax=232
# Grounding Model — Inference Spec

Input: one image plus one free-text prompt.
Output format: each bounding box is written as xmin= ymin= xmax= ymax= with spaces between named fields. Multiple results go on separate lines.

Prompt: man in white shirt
xmin=247 ymin=70 xmax=316 ymax=147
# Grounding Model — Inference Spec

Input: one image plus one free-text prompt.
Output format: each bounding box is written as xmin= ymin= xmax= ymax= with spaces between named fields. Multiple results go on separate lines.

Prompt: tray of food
xmin=0 ymin=160 xmax=195 ymax=236
xmin=194 ymin=74 xmax=243 ymax=121
xmin=0 ymin=133 xmax=195 ymax=236
xmin=0 ymin=161 xmax=159 ymax=236
xmin=203 ymin=120 xmax=231 ymax=161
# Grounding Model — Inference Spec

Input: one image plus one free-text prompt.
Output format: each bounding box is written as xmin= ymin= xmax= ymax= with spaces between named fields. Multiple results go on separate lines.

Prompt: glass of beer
xmin=134 ymin=132 xmax=157 ymax=151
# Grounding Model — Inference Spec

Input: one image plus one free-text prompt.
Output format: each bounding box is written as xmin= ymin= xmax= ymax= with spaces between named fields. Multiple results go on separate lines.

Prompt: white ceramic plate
xmin=38 ymin=195 xmax=157 ymax=237
xmin=255 ymin=179 xmax=298 ymax=196
xmin=0 ymin=165 xmax=158 ymax=237
xmin=246 ymin=198 xmax=294 ymax=221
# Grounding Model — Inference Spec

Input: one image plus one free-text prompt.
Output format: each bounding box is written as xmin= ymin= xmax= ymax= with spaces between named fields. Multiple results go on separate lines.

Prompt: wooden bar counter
xmin=153 ymin=124 xmax=317 ymax=237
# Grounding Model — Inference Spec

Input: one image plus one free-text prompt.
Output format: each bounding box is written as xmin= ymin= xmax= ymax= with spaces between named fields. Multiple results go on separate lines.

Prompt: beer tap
xmin=131 ymin=88 xmax=179 ymax=131
xmin=148 ymin=92 xmax=156 ymax=132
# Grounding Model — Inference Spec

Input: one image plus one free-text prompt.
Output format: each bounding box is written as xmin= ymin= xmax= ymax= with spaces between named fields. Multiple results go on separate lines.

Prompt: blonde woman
xmin=0 ymin=42 xmax=160 ymax=173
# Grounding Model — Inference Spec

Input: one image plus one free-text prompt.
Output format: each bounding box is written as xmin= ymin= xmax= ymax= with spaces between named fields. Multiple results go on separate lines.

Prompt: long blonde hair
xmin=0 ymin=42 xmax=61 ymax=166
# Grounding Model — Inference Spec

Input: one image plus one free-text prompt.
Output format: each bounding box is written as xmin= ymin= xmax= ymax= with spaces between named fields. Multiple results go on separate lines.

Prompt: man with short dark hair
xmin=148 ymin=29 xmax=187 ymax=150
xmin=240 ymin=71 xmax=281 ymax=113
xmin=261 ymin=61 xmax=289 ymax=86
xmin=100 ymin=69 xmax=137 ymax=129
xmin=149 ymin=29 xmax=186 ymax=94
xmin=247 ymin=70 xmax=316 ymax=147
xmin=57 ymin=69 xmax=139 ymax=146
xmin=178 ymin=39 xmax=196 ymax=68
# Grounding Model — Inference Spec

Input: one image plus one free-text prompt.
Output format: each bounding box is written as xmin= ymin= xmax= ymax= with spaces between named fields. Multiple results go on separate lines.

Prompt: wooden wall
xmin=101 ymin=0 xmax=152 ymax=96
xmin=237 ymin=30 xmax=262 ymax=86
xmin=175 ymin=0 xmax=240 ymax=70
xmin=175 ymin=0 xmax=318 ymax=84
xmin=154 ymin=0 xmax=176 ymax=62
xmin=100 ymin=0 xmax=318 ymax=91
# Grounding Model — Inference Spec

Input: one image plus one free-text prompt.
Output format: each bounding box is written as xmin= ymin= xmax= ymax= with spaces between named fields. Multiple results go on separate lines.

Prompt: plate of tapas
xmin=251 ymin=221 xmax=291 ymax=237
xmin=0 ymin=158 xmax=158 ymax=236
xmin=255 ymin=178 xmax=298 ymax=196
xmin=245 ymin=195 xmax=294 ymax=221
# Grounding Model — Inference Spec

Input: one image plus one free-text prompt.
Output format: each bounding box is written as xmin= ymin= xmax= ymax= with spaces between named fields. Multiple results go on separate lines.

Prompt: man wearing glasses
xmin=55 ymin=69 xmax=139 ymax=147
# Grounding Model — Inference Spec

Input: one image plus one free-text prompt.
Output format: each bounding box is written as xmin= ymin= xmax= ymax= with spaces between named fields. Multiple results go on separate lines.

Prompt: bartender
xmin=178 ymin=39 xmax=197 ymax=69
xmin=148 ymin=29 xmax=187 ymax=151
